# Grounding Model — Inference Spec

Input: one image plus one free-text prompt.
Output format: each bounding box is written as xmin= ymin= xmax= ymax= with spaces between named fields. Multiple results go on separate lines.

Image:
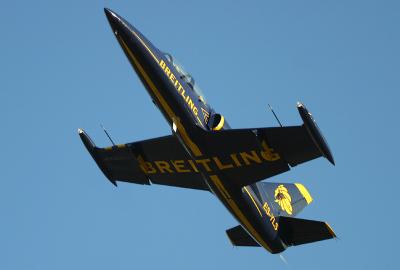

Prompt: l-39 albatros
xmin=79 ymin=8 xmax=337 ymax=254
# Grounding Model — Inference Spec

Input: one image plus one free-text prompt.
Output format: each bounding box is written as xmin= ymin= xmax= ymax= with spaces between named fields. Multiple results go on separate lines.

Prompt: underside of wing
xmin=189 ymin=103 xmax=334 ymax=188
xmin=79 ymin=104 xmax=333 ymax=191
xmin=259 ymin=103 xmax=335 ymax=167
xmin=79 ymin=129 xmax=209 ymax=191
xmin=198 ymin=128 xmax=290 ymax=187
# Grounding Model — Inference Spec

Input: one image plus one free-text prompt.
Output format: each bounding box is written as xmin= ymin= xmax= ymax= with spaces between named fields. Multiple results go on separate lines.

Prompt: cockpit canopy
xmin=164 ymin=53 xmax=206 ymax=104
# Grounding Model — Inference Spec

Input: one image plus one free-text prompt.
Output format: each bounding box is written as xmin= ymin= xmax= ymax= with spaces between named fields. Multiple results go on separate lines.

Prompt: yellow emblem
xmin=274 ymin=185 xmax=293 ymax=215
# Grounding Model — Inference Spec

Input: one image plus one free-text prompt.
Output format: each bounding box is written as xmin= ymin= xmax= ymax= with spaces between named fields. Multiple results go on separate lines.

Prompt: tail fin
xmin=278 ymin=216 xmax=336 ymax=246
xmin=255 ymin=182 xmax=313 ymax=217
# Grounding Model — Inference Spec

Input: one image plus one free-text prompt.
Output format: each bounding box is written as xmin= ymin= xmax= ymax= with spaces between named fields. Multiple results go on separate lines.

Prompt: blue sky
xmin=1 ymin=0 xmax=399 ymax=269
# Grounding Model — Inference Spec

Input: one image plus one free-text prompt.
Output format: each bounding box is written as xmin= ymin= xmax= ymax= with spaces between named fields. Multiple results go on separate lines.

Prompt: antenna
xmin=268 ymin=104 xmax=283 ymax=127
xmin=100 ymin=124 xmax=116 ymax=146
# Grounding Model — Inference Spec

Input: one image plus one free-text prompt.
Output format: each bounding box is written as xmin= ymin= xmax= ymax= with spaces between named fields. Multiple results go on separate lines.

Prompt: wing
xmin=253 ymin=103 xmax=334 ymax=167
xmin=194 ymin=103 xmax=334 ymax=188
xmin=79 ymin=129 xmax=209 ymax=191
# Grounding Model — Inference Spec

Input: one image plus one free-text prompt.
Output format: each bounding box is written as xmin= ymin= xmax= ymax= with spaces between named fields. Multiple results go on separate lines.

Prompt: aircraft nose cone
xmin=104 ymin=8 xmax=122 ymax=32
xmin=104 ymin=7 xmax=116 ymax=20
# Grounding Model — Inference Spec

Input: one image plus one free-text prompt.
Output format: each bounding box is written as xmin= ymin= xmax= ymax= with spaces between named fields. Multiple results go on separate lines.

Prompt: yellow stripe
xmin=196 ymin=116 xmax=204 ymax=127
xmin=128 ymin=28 xmax=204 ymax=128
xmin=127 ymin=27 xmax=159 ymax=63
xmin=209 ymin=175 xmax=272 ymax=252
xmin=118 ymin=27 xmax=274 ymax=251
xmin=173 ymin=119 xmax=203 ymax=157
xmin=325 ymin=222 xmax=337 ymax=238
xmin=294 ymin=183 xmax=313 ymax=204
xmin=118 ymin=37 xmax=202 ymax=157
xmin=212 ymin=115 xmax=225 ymax=131
xmin=105 ymin=144 xmax=125 ymax=150
xmin=243 ymin=187 xmax=263 ymax=217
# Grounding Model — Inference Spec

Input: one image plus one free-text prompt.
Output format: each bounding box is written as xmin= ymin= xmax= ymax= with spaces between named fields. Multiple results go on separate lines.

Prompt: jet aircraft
xmin=79 ymin=8 xmax=337 ymax=254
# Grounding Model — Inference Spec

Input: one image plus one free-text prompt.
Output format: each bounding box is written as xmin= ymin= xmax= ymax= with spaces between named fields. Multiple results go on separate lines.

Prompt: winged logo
xmin=274 ymin=185 xmax=293 ymax=215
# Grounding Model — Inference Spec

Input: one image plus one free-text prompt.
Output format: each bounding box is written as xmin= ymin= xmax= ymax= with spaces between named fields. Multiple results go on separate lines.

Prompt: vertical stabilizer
xmin=255 ymin=182 xmax=313 ymax=217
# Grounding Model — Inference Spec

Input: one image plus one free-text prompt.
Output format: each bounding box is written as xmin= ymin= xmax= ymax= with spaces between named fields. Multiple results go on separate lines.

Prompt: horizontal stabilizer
xmin=279 ymin=216 xmax=336 ymax=246
xmin=226 ymin=225 xmax=260 ymax=247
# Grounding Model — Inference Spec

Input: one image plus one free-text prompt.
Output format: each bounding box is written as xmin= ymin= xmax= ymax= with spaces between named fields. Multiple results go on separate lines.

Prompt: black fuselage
xmin=105 ymin=8 xmax=286 ymax=253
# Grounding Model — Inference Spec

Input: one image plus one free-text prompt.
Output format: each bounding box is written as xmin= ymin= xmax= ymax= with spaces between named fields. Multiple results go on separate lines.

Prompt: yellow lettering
xmin=188 ymin=98 xmax=194 ymax=110
xmin=140 ymin=161 xmax=157 ymax=174
xmin=195 ymin=159 xmax=212 ymax=172
xmin=213 ymin=157 xmax=234 ymax=170
xmin=159 ymin=59 xmax=203 ymax=120
xmin=188 ymin=160 xmax=199 ymax=172
xmin=137 ymin=156 xmax=157 ymax=174
xmin=169 ymin=73 xmax=176 ymax=84
xmin=271 ymin=218 xmax=279 ymax=230
xmin=230 ymin=153 xmax=242 ymax=167
xmin=159 ymin=60 xmax=166 ymax=70
xmin=177 ymin=84 xmax=183 ymax=93
xmin=261 ymin=141 xmax=280 ymax=161
xmin=155 ymin=161 xmax=174 ymax=173
xmin=263 ymin=202 xmax=271 ymax=216
xmin=263 ymin=202 xmax=278 ymax=231
xmin=164 ymin=67 xmax=171 ymax=77
xmin=171 ymin=160 xmax=191 ymax=173
xmin=240 ymin=151 xmax=262 ymax=165
xmin=181 ymin=89 xmax=186 ymax=99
